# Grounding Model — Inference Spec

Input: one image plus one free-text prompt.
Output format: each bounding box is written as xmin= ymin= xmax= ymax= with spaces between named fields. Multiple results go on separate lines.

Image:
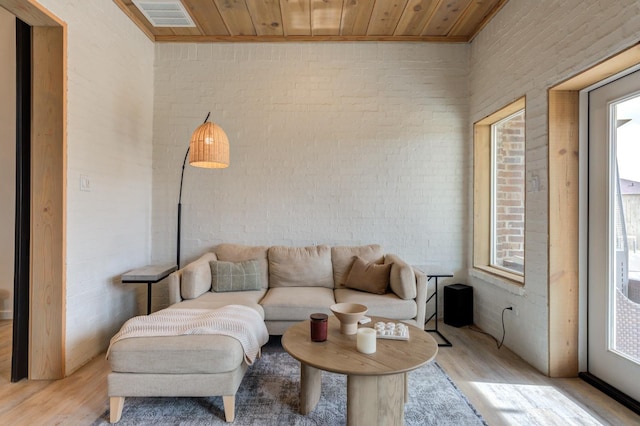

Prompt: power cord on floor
xmin=467 ymin=307 xmax=512 ymax=349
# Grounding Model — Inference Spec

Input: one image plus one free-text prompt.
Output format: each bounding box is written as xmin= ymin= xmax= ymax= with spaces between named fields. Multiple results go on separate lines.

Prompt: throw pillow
xmin=209 ymin=259 xmax=262 ymax=292
xmin=384 ymin=254 xmax=416 ymax=300
xmin=331 ymin=244 xmax=385 ymax=289
xmin=344 ymin=256 xmax=392 ymax=295
xmin=214 ymin=244 xmax=269 ymax=289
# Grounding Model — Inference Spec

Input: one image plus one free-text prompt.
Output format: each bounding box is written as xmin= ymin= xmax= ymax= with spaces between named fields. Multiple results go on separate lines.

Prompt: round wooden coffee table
xmin=282 ymin=315 xmax=438 ymax=426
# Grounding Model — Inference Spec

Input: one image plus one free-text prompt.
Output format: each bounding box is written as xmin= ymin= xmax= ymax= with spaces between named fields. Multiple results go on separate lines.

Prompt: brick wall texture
xmin=151 ymin=43 xmax=471 ymax=313
xmin=493 ymin=111 xmax=525 ymax=272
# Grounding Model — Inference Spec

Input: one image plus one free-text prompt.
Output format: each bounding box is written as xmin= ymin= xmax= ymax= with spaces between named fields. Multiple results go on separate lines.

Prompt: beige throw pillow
xmin=331 ymin=244 xmax=385 ymax=289
xmin=210 ymin=259 xmax=263 ymax=292
xmin=344 ymin=256 xmax=392 ymax=295
xmin=384 ymin=254 xmax=416 ymax=300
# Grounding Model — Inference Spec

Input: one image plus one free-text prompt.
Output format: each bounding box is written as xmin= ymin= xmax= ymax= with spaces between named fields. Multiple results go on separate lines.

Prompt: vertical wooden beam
xmin=30 ymin=24 xmax=65 ymax=379
xmin=548 ymin=90 xmax=579 ymax=377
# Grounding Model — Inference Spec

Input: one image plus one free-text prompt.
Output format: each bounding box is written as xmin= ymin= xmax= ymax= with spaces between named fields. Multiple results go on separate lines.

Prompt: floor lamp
xmin=177 ymin=112 xmax=230 ymax=268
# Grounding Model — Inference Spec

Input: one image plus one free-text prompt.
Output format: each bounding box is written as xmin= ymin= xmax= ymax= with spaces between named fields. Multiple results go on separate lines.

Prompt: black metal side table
xmin=426 ymin=274 xmax=454 ymax=346
xmin=416 ymin=271 xmax=454 ymax=347
xmin=122 ymin=264 xmax=177 ymax=315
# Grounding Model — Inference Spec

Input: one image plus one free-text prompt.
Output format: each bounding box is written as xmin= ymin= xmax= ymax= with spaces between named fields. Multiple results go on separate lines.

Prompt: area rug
xmin=94 ymin=352 xmax=486 ymax=425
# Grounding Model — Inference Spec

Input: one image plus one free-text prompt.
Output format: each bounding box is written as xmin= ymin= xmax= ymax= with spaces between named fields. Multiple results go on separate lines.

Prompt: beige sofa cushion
xmin=260 ymin=287 xmax=335 ymax=321
xmin=334 ymin=288 xmax=417 ymax=320
xmin=268 ymin=245 xmax=333 ymax=288
xmin=215 ymin=244 xmax=269 ymax=289
xmin=109 ymin=334 xmax=244 ymax=374
xmin=331 ymin=244 xmax=384 ymax=289
xmin=181 ymin=252 xmax=217 ymax=300
xmin=344 ymin=257 xmax=392 ymax=295
xmin=384 ymin=254 xmax=417 ymax=300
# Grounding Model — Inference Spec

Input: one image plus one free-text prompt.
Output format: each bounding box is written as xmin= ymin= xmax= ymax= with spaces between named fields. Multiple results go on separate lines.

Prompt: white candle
xmin=356 ymin=328 xmax=377 ymax=354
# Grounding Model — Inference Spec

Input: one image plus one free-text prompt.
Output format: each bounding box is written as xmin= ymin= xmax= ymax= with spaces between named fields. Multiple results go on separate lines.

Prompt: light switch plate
xmin=80 ymin=174 xmax=91 ymax=192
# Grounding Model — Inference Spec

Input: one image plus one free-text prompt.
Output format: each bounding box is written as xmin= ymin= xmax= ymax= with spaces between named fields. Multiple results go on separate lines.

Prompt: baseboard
xmin=579 ymin=372 xmax=640 ymax=415
xmin=0 ymin=310 xmax=12 ymax=320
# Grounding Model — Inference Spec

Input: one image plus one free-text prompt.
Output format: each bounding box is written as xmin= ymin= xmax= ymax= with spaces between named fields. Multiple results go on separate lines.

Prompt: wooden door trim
xmin=30 ymin=23 xmax=65 ymax=379
xmin=547 ymin=90 xmax=579 ymax=377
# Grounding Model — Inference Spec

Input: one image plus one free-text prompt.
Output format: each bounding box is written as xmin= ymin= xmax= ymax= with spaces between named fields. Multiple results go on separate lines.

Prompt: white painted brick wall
xmin=151 ymin=43 xmax=470 ymax=310
xmin=37 ymin=0 xmax=154 ymax=373
xmin=469 ymin=0 xmax=640 ymax=373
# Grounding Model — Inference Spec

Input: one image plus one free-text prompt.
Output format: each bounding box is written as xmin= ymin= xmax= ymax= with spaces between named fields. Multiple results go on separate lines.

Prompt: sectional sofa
xmin=108 ymin=243 xmax=427 ymax=423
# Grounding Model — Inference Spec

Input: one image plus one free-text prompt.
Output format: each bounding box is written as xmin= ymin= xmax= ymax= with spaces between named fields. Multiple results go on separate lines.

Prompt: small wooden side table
xmin=121 ymin=264 xmax=177 ymax=315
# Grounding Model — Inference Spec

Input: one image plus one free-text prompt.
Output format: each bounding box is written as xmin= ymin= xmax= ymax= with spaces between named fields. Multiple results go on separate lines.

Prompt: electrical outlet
xmin=510 ymin=305 xmax=519 ymax=316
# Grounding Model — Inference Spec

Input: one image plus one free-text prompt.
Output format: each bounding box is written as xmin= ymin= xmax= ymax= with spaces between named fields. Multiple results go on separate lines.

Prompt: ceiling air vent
xmin=132 ymin=0 xmax=195 ymax=27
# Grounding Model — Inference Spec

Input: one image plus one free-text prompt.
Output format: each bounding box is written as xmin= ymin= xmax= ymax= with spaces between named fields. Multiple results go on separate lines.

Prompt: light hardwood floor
xmin=0 ymin=319 xmax=638 ymax=425
xmin=434 ymin=321 xmax=639 ymax=425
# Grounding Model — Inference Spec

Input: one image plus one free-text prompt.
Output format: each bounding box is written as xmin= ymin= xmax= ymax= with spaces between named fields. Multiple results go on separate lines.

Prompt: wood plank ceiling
xmin=114 ymin=0 xmax=509 ymax=43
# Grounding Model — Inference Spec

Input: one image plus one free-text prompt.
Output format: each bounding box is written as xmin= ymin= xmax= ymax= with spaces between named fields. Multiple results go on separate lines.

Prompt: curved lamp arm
xmin=176 ymin=146 xmax=190 ymax=269
xmin=177 ymin=112 xmax=211 ymax=269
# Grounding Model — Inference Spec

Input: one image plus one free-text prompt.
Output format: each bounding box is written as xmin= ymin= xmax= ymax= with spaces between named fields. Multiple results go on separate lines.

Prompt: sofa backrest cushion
xmin=268 ymin=245 xmax=333 ymax=288
xmin=182 ymin=252 xmax=217 ymax=300
xmin=215 ymin=243 xmax=269 ymax=289
xmin=384 ymin=254 xmax=416 ymax=300
xmin=331 ymin=244 xmax=384 ymax=289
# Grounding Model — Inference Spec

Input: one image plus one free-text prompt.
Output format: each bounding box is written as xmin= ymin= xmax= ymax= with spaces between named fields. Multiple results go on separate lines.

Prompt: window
xmin=474 ymin=97 xmax=525 ymax=283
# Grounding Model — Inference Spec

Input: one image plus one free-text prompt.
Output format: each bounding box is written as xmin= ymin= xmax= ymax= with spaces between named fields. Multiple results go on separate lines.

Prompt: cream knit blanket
xmin=106 ymin=305 xmax=269 ymax=365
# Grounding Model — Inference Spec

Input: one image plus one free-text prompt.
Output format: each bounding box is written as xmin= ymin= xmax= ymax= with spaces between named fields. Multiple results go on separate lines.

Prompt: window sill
xmin=470 ymin=266 xmax=526 ymax=296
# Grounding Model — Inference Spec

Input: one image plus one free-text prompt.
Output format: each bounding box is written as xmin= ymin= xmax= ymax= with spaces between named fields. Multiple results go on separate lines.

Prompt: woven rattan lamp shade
xmin=189 ymin=121 xmax=230 ymax=168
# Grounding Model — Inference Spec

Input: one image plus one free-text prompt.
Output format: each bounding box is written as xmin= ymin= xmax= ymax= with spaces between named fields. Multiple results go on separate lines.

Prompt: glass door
xmin=588 ymin=70 xmax=640 ymax=401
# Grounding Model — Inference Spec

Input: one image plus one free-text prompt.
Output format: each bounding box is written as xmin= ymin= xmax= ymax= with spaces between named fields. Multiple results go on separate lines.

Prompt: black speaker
xmin=444 ymin=284 xmax=473 ymax=327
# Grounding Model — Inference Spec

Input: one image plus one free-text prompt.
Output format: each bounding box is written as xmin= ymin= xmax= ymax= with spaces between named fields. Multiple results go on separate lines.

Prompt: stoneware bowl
xmin=330 ymin=303 xmax=368 ymax=335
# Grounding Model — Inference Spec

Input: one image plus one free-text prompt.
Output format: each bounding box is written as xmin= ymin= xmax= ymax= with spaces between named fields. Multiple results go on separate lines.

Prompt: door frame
xmin=547 ymin=42 xmax=640 ymax=378
xmin=0 ymin=0 xmax=66 ymax=380
xmin=547 ymin=42 xmax=640 ymax=413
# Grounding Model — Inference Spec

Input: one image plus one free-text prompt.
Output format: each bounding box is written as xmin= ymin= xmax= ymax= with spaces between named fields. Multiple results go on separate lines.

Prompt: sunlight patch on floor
xmin=470 ymin=381 xmax=602 ymax=425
